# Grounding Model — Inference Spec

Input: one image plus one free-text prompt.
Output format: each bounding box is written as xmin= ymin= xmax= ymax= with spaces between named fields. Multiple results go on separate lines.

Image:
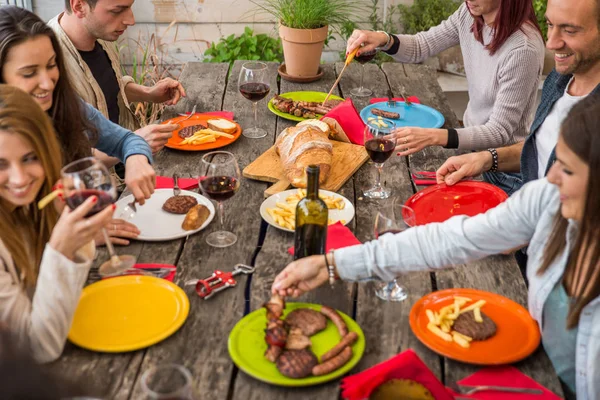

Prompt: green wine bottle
xmin=294 ymin=165 xmax=328 ymax=260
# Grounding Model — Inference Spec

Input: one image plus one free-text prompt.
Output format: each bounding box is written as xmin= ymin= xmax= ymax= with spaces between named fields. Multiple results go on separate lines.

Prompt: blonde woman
xmin=0 ymin=85 xmax=113 ymax=363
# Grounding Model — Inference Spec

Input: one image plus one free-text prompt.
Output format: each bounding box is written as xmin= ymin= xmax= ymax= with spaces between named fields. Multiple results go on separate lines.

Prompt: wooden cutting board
xmin=244 ymin=141 xmax=369 ymax=197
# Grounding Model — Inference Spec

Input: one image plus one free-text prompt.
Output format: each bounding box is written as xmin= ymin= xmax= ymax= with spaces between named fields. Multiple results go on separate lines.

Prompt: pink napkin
xmin=182 ymin=111 xmax=235 ymax=120
xmin=287 ymin=222 xmax=361 ymax=255
xmin=155 ymin=176 xmax=198 ymax=190
xmin=446 ymin=366 xmax=562 ymax=400
xmin=341 ymin=349 xmax=453 ymax=400
xmin=321 ymin=99 xmax=366 ymax=145
xmin=370 ymin=97 xmax=421 ymax=105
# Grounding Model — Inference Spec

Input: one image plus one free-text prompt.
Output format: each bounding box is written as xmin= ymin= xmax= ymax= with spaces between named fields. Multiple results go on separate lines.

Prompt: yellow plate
xmin=68 ymin=276 xmax=189 ymax=352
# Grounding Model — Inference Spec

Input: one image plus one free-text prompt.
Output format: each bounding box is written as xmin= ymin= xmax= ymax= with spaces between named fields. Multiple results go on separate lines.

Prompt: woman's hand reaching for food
xmin=95 ymin=218 xmax=140 ymax=246
xmin=391 ymin=127 xmax=448 ymax=157
xmin=346 ymin=30 xmax=389 ymax=57
xmin=124 ymin=155 xmax=156 ymax=205
xmin=271 ymin=255 xmax=331 ymax=298
xmin=49 ymin=195 xmax=115 ymax=261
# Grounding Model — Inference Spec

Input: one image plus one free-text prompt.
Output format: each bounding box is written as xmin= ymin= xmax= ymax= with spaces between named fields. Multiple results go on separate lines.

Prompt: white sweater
xmin=391 ymin=3 xmax=545 ymax=150
xmin=0 ymin=240 xmax=94 ymax=363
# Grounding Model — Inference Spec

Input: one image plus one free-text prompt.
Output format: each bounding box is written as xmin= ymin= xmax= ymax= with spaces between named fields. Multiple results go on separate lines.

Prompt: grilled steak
xmin=372 ymin=108 xmax=400 ymax=120
xmin=276 ymin=349 xmax=318 ymax=378
xmin=285 ymin=308 xmax=327 ymax=336
xmin=178 ymin=122 xmax=207 ymax=139
xmin=162 ymin=195 xmax=198 ymax=214
xmin=453 ymin=310 xmax=497 ymax=340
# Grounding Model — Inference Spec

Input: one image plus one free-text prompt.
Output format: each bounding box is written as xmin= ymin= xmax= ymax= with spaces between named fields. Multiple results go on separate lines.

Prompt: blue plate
xmin=360 ymin=102 xmax=445 ymax=129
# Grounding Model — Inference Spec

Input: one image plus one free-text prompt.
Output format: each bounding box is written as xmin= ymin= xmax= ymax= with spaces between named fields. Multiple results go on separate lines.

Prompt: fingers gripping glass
xmin=373 ymin=201 xmax=416 ymax=302
xmin=61 ymin=157 xmax=136 ymax=276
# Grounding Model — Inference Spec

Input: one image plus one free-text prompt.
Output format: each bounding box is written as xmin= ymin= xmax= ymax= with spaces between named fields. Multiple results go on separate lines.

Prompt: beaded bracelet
xmin=324 ymin=251 xmax=338 ymax=288
xmin=487 ymin=148 xmax=499 ymax=172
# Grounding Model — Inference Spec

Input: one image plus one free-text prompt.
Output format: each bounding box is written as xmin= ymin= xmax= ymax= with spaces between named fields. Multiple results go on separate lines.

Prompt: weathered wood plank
xmin=128 ymin=60 xmax=278 ymax=400
xmin=231 ymin=64 xmax=353 ymax=400
xmin=338 ymin=62 xmax=442 ymax=378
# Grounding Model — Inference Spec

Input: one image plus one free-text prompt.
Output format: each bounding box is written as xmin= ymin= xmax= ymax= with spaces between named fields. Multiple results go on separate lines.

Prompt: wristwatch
xmin=375 ymin=31 xmax=393 ymax=52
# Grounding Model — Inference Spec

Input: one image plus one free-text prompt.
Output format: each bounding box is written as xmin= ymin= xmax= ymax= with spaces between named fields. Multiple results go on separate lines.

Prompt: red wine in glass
xmin=239 ymin=82 xmax=270 ymax=101
xmin=200 ymin=176 xmax=239 ymax=201
xmin=355 ymin=52 xmax=377 ymax=64
xmin=66 ymin=188 xmax=114 ymax=217
xmin=365 ymin=138 xmax=395 ymax=164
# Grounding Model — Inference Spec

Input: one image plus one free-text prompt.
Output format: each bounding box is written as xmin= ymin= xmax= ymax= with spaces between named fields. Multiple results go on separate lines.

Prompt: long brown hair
xmin=538 ymin=94 xmax=600 ymax=329
xmin=0 ymin=6 xmax=96 ymax=164
xmin=0 ymin=85 xmax=62 ymax=286
xmin=470 ymin=0 xmax=543 ymax=55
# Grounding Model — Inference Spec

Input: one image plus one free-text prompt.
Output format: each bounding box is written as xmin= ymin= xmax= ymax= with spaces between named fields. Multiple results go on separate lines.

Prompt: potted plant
xmin=251 ymin=0 xmax=363 ymax=78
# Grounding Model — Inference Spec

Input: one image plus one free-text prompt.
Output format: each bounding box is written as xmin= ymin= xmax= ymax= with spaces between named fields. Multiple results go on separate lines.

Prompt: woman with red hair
xmin=348 ymin=0 xmax=545 ymax=196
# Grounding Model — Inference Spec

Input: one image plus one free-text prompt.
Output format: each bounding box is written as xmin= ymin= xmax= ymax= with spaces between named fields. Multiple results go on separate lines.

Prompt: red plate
xmin=163 ymin=114 xmax=242 ymax=151
xmin=410 ymin=288 xmax=541 ymax=365
xmin=404 ymin=181 xmax=508 ymax=226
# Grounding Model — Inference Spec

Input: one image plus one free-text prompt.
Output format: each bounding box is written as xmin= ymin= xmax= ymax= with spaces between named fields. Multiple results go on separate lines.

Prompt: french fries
xmin=178 ymin=128 xmax=234 ymax=146
xmin=266 ymin=189 xmax=347 ymax=230
xmin=425 ymin=296 xmax=487 ymax=349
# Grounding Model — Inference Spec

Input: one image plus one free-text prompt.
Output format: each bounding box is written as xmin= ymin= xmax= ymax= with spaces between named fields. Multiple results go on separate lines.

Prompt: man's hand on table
xmin=95 ymin=218 xmax=141 ymax=246
xmin=124 ymin=155 xmax=156 ymax=205
xmin=436 ymin=152 xmax=492 ymax=185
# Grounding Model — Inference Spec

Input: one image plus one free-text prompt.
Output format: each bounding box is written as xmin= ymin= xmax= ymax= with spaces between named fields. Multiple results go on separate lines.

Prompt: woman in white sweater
xmin=272 ymin=94 xmax=600 ymax=399
xmin=0 ymin=85 xmax=114 ymax=363
xmin=348 ymin=0 xmax=545 ymax=195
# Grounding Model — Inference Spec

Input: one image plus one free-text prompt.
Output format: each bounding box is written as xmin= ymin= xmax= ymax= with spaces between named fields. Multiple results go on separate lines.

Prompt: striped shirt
xmin=391 ymin=3 xmax=545 ymax=150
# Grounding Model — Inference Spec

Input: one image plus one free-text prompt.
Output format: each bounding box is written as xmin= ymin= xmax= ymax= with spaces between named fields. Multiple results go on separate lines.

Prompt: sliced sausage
xmin=320 ymin=306 xmax=348 ymax=336
xmin=320 ymin=331 xmax=358 ymax=362
xmin=312 ymin=346 xmax=353 ymax=376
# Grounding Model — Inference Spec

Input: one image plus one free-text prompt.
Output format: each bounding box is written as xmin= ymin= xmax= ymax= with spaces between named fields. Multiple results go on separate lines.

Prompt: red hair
xmin=470 ymin=0 xmax=543 ymax=55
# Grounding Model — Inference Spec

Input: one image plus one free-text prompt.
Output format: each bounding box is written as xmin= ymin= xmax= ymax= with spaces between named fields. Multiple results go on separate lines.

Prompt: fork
xmin=181 ymin=104 xmax=197 ymax=121
xmin=119 ymin=198 xmax=137 ymax=220
xmin=399 ymin=85 xmax=412 ymax=106
xmin=173 ymin=173 xmax=181 ymax=196
xmin=387 ymin=89 xmax=397 ymax=108
xmin=449 ymin=382 xmax=543 ymax=396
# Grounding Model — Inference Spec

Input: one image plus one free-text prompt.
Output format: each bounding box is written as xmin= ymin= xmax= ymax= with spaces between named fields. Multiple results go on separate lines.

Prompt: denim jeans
xmin=482 ymin=171 xmax=523 ymax=196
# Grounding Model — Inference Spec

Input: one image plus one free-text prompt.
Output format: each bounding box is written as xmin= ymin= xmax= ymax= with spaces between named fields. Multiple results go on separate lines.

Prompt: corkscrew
xmin=184 ymin=264 xmax=255 ymax=299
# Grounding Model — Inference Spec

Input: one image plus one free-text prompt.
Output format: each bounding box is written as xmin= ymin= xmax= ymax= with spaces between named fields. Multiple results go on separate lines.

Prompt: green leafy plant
xmin=533 ymin=0 xmax=548 ymax=39
xmin=203 ymin=27 xmax=283 ymax=67
xmin=398 ymin=0 xmax=461 ymax=35
xmin=250 ymin=0 xmax=365 ymax=30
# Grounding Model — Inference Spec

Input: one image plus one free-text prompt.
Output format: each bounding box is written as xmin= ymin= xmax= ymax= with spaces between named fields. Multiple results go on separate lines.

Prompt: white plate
xmin=115 ymin=189 xmax=215 ymax=241
xmin=260 ymin=189 xmax=355 ymax=233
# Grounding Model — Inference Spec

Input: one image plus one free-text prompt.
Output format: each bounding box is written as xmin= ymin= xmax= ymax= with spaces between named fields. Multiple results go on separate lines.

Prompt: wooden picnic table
xmin=54 ymin=61 xmax=563 ymax=399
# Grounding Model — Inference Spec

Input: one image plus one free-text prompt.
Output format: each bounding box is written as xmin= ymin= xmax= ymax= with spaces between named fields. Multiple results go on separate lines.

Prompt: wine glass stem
xmin=359 ymin=64 xmax=366 ymax=91
xmin=375 ymin=164 xmax=383 ymax=189
xmin=253 ymin=101 xmax=258 ymax=128
xmin=101 ymin=228 xmax=121 ymax=266
xmin=218 ymin=201 xmax=225 ymax=231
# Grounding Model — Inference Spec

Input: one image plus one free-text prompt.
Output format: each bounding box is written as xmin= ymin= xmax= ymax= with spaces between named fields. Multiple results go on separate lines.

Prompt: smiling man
xmin=47 ymin=0 xmax=185 ymax=155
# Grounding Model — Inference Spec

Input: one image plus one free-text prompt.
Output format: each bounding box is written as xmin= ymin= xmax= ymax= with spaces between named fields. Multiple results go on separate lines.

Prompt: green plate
xmin=267 ymin=91 xmax=345 ymax=122
xmin=228 ymin=302 xmax=365 ymax=387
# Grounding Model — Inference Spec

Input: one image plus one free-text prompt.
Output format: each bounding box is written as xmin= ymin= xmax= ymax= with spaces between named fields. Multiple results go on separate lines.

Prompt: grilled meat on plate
xmin=285 ymin=308 xmax=328 ymax=336
xmin=453 ymin=310 xmax=497 ymax=340
xmin=276 ymin=349 xmax=318 ymax=378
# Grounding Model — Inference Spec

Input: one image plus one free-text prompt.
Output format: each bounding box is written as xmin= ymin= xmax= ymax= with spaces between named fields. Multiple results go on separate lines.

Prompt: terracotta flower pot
xmin=279 ymin=24 xmax=328 ymax=78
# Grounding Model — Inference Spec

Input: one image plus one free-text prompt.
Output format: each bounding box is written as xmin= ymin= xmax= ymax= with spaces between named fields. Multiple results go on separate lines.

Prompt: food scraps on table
xmin=425 ymin=297 xmax=496 ymax=348
xmin=265 ymin=189 xmax=346 ymax=230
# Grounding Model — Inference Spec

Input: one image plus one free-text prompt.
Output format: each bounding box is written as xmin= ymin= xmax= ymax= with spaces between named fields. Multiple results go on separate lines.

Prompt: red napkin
xmin=155 ymin=176 xmax=198 ymax=190
xmin=446 ymin=366 xmax=562 ymax=400
xmin=321 ymin=99 xmax=366 ymax=145
xmin=370 ymin=97 xmax=421 ymax=105
xmin=135 ymin=264 xmax=176 ymax=282
xmin=182 ymin=111 xmax=235 ymax=120
xmin=341 ymin=349 xmax=453 ymax=400
xmin=287 ymin=222 xmax=361 ymax=255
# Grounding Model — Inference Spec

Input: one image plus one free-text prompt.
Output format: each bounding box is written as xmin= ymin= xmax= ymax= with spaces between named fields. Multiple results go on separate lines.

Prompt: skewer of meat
xmin=264 ymin=294 xmax=288 ymax=362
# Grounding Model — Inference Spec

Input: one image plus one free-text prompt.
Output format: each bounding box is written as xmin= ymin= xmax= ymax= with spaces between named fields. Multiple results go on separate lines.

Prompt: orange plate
xmin=409 ymin=288 xmax=540 ymax=365
xmin=164 ymin=114 xmax=242 ymax=151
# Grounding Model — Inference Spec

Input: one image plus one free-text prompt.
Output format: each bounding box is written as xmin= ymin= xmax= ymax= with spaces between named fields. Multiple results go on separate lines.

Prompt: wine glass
xmin=61 ymin=157 xmax=136 ymax=276
xmin=350 ymin=49 xmax=376 ymax=97
xmin=373 ymin=201 xmax=416 ymax=302
xmin=363 ymin=119 xmax=397 ymax=199
xmin=199 ymin=151 xmax=241 ymax=247
xmin=238 ymin=61 xmax=270 ymax=139
xmin=140 ymin=364 xmax=194 ymax=400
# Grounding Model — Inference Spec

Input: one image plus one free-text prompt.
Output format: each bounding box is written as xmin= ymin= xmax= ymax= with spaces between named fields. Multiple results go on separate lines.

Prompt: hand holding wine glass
xmin=364 ymin=119 xmax=397 ymax=199
xmin=199 ymin=151 xmax=241 ymax=247
xmin=61 ymin=157 xmax=137 ymax=276
xmin=239 ymin=61 xmax=270 ymax=139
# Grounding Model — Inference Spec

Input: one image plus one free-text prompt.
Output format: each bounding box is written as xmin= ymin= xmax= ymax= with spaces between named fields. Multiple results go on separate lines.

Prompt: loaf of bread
xmin=275 ymin=121 xmax=333 ymax=188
